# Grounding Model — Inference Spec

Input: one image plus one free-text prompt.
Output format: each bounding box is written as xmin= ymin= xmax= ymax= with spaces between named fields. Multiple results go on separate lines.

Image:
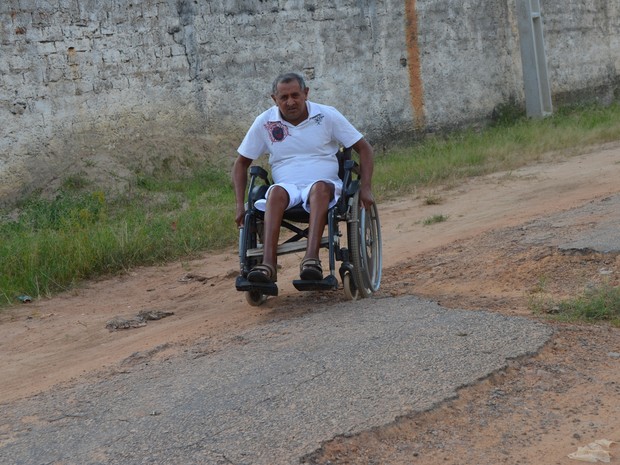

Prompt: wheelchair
xmin=235 ymin=147 xmax=382 ymax=306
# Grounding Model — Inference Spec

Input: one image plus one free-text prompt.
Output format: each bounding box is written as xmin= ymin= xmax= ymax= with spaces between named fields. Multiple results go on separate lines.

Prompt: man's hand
xmin=351 ymin=138 xmax=375 ymax=210
xmin=235 ymin=204 xmax=246 ymax=228
xmin=360 ymin=185 xmax=375 ymax=210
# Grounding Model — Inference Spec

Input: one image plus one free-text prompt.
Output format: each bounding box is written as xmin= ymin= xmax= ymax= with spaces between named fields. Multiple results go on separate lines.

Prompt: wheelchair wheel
xmin=245 ymin=290 xmax=268 ymax=306
xmin=347 ymin=190 xmax=382 ymax=298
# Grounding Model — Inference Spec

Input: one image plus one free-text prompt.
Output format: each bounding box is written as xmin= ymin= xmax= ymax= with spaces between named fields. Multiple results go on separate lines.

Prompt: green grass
xmin=1 ymin=102 xmax=620 ymax=307
xmin=373 ymin=102 xmax=620 ymax=199
xmin=533 ymin=284 xmax=620 ymax=327
xmin=0 ymin=167 xmax=235 ymax=305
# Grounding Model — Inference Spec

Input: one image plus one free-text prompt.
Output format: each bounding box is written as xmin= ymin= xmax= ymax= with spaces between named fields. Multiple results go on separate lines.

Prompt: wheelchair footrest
xmin=292 ymin=274 xmax=339 ymax=292
xmin=235 ymin=275 xmax=279 ymax=296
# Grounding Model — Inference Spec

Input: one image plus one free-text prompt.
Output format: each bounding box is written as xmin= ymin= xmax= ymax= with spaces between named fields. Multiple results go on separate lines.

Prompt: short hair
xmin=271 ymin=72 xmax=306 ymax=95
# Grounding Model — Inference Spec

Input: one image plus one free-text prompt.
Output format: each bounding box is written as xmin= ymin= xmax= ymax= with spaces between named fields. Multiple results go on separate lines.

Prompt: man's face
xmin=272 ymin=80 xmax=309 ymax=126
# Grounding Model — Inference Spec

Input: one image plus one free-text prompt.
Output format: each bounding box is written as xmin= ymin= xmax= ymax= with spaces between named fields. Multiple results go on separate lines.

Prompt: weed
xmin=62 ymin=172 xmax=90 ymax=190
xmin=491 ymin=98 xmax=526 ymax=127
xmin=534 ymin=284 xmax=620 ymax=326
xmin=423 ymin=214 xmax=448 ymax=226
xmin=423 ymin=193 xmax=444 ymax=205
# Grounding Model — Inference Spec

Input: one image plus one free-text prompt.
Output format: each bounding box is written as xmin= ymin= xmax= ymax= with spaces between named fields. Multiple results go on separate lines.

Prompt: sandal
xmin=299 ymin=257 xmax=323 ymax=281
xmin=248 ymin=263 xmax=277 ymax=283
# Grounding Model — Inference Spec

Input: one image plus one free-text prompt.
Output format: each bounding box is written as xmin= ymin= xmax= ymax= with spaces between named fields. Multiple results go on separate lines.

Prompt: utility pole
xmin=516 ymin=0 xmax=553 ymax=118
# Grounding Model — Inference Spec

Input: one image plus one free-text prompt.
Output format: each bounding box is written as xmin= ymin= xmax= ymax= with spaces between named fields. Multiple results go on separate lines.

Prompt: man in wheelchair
xmin=232 ymin=72 xmax=377 ymax=303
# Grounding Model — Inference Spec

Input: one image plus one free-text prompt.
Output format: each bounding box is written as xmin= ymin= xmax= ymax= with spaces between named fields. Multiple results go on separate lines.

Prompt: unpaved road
xmin=1 ymin=143 xmax=619 ymax=464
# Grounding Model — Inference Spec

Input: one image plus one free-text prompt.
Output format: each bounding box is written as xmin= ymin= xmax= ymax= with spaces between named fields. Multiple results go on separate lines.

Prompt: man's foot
xmin=248 ymin=263 xmax=277 ymax=283
xmin=299 ymin=258 xmax=323 ymax=280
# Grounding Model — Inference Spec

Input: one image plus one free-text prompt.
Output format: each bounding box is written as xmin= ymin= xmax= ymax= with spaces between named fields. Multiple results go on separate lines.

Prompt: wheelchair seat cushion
xmin=253 ymin=181 xmax=341 ymax=221
xmin=283 ymin=204 xmax=311 ymax=222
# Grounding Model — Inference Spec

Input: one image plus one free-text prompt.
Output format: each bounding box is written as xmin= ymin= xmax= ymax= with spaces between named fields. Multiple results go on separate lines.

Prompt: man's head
xmin=271 ymin=72 xmax=309 ymax=126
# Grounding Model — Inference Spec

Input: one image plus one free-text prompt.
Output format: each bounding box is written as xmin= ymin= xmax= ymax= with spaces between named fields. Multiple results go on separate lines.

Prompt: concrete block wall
xmin=1 ymin=0 xmax=618 ymax=204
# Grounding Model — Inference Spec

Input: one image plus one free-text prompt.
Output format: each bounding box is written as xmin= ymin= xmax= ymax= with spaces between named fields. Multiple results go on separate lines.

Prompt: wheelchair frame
xmin=235 ymin=148 xmax=382 ymax=306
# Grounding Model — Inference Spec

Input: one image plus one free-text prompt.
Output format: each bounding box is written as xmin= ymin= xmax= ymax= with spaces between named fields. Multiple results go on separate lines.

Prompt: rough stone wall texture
xmin=0 ymin=0 xmax=618 ymax=204
xmin=544 ymin=0 xmax=620 ymax=105
xmin=416 ymin=0 xmax=523 ymax=130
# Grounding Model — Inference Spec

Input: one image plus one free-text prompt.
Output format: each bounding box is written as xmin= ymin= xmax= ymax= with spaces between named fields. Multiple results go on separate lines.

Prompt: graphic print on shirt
xmin=310 ymin=113 xmax=324 ymax=125
xmin=265 ymin=121 xmax=289 ymax=143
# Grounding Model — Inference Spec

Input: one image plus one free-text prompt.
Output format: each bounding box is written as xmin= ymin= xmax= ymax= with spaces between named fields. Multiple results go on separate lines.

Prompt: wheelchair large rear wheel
xmin=347 ymin=190 xmax=382 ymax=298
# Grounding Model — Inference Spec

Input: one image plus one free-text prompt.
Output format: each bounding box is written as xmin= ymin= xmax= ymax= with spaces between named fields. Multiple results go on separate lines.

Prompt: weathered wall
xmin=415 ymin=0 xmax=523 ymax=130
xmin=544 ymin=0 xmax=620 ymax=105
xmin=0 ymin=0 xmax=412 ymax=202
xmin=1 ymin=0 xmax=618 ymax=204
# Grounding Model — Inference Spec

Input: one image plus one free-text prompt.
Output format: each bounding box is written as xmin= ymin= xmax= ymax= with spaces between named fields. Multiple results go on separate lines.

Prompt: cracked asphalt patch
xmin=520 ymin=193 xmax=620 ymax=254
xmin=0 ymin=296 xmax=551 ymax=465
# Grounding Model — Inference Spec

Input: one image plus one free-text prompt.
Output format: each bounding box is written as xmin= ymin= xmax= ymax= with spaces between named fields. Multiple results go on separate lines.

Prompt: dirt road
xmin=1 ymin=143 xmax=619 ymax=464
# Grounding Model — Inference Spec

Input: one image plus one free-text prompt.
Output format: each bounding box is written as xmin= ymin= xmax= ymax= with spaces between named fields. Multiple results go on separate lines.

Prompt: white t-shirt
xmin=237 ymin=101 xmax=363 ymax=187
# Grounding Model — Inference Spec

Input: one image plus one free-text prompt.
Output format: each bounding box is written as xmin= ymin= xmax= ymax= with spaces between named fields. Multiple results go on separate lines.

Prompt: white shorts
xmin=254 ymin=180 xmax=342 ymax=213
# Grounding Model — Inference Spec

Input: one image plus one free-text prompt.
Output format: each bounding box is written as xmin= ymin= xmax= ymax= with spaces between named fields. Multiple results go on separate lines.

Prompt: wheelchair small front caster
xmin=245 ymin=290 xmax=268 ymax=306
xmin=342 ymin=271 xmax=360 ymax=301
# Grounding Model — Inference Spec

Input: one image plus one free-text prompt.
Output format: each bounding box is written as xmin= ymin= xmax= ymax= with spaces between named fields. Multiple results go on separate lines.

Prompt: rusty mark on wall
xmin=404 ymin=0 xmax=425 ymax=130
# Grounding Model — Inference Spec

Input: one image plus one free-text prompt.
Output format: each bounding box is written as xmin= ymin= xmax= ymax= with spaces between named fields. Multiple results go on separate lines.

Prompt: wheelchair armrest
xmin=250 ymin=165 xmax=269 ymax=181
xmin=248 ymin=185 xmax=268 ymax=206
xmin=344 ymin=159 xmax=360 ymax=176
xmin=247 ymin=166 xmax=270 ymax=211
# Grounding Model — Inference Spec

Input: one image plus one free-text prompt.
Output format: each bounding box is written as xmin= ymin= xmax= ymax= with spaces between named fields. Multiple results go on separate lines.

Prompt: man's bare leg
xmin=255 ymin=186 xmax=289 ymax=281
xmin=301 ymin=181 xmax=334 ymax=279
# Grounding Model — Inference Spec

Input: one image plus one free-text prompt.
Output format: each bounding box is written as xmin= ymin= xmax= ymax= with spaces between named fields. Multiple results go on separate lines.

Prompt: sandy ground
xmin=1 ymin=143 xmax=620 ymax=464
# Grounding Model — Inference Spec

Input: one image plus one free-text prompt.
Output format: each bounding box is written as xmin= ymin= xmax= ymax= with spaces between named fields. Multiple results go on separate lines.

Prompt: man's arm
xmin=232 ymin=155 xmax=253 ymax=227
xmin=351 ymin=138 xmax=374 ymax=209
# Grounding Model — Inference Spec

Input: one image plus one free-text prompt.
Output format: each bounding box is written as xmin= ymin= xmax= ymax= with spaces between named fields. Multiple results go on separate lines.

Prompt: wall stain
xmin=404 ymin=0 xmax=425 ymax=130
